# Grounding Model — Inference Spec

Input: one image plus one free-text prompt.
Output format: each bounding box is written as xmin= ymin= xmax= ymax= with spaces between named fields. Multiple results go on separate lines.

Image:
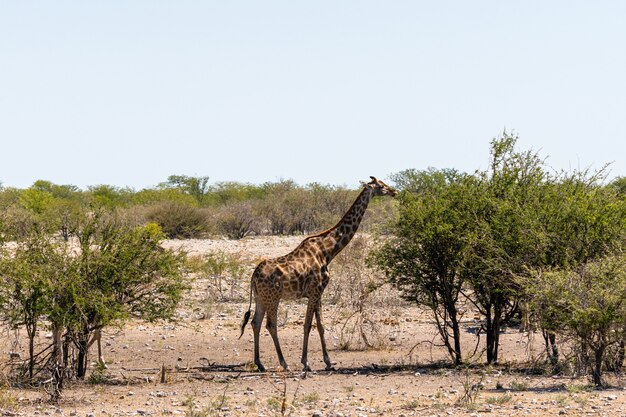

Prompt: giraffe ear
xmin=369 ymin=176 xmax=378 ymax=183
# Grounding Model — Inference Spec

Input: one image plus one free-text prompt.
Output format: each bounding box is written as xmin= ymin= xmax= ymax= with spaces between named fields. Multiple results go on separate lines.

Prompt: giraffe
xmin=239 ymin=176 xmax=397 ymax=372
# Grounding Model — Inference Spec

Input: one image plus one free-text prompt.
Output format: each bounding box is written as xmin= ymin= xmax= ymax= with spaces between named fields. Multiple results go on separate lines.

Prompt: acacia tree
xmin=531 ymin=257 xmax=626 ymax=386
xmin=376 ymin=135 xmax=549 ymax=365
xmin=0 ymin=208 xmax=187 ymax=394
xmin=66 ymin=211 xmax=187 ymax=378
xmin=463 ymin=134 xmax=547 ymax=364
xmin=527 ymin=170 xmax=626 ymax=369
xmin=0 ymin=231 xmax=67 ymax=379
xmin=373 ymin=168 xmax=473 ymax=364
xmin=160 ymin=175 xmax=210 ymax=204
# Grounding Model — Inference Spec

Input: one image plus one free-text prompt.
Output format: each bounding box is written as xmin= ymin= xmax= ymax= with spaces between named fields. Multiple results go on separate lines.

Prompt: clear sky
xmin=1 ymin=1 xmax=625 ymax=190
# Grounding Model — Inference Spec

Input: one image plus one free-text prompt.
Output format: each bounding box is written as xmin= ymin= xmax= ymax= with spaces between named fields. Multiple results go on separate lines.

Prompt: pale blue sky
xmin=1 ymin=1 xmax=625 ymax=189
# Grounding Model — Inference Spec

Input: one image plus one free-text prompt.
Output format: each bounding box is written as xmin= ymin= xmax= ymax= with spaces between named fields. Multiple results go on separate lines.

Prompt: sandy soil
xmin=2 ymin=236 xmax=626 ymax=417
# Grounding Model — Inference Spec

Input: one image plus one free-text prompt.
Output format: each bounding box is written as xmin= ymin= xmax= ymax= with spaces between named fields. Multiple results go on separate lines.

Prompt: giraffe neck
xmin=322 ymin=187 xmax=374 ymax=261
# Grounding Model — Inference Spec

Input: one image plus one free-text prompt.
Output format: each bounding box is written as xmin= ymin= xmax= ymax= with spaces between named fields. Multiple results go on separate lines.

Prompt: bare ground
xmin=2 ymin=236 xmax=626 ymax=417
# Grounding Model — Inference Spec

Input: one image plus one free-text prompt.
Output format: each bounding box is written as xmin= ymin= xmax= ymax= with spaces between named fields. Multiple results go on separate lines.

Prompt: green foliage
xmin=391 ymin=167 xmax=462 ymax=193
xmin=31 ymin=180 xmax=80 ymax=199
xmin=160 ymin=175 xmax=210 ymax=204
xmin=455 ymin=133 xmax=549 ymax=364
xmin=72 ymin=212 xmax=187 ymax=324
xmin=87 ymin=184 xmax=133 ymax=208
xmin=372 ymin=168 xmax=472 ymax=364
xmin=610 ymin=176 xmax=626 ymax=195
xmin=539 ymin=171 xmax=626 ymax=269
xmin=0 ymin=175 xmax=367 ymax=239
xmin=205 ymin=181 xmax=266 ymax=206
xmin=530 ymin=256 xmax=626 ymax=386
xmin=132 ymin=188 xmax=199 ymax=206
xmin=19 ymin=188 xmax=54 ymax=214
xmin=376 ymin=133 xmax=626 ymax=367
xmin=0 ymin=208 xmax=187 ymax=385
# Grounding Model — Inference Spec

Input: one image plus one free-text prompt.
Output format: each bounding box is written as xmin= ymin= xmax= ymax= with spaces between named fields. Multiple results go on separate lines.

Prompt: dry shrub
xmin=0 ymin=205 xmax=36 ymax=239
xmin=187 ymin=251 xmax=248 ymax=302
xmin=258 ymin=183 xmax=357 ymax=236
xmin=360 ymin=197 xmax=398 ymax=234
xmin=327 ymin=235 xmax=401 ymax=350
xmin=146 ymin=202 xmax=211 ymax=238
xmin=259 ymin=189 xmax=314 ymax=235
xmin=212 ymin=201 xmax=261 ymax=239
xmin=116 ymin=204 xmax=150 ymax=229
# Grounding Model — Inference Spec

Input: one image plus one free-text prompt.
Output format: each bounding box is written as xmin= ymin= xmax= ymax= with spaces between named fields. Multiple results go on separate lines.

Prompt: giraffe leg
xmin=315 ymin=304 xmax=334 ymax=370
xmin=266 ymin=304 xmax=289 ymax=371
xmin=251 ymin=303 xmax=266 ymax=372
xmin=301 ymin=300 xmax=316 ymax=371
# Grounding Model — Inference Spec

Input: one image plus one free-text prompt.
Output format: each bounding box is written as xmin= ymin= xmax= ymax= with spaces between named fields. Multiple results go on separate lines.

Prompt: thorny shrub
xmin=327 ymin=235 xmax=404 ymax=350
xmin=187 ymin=251 xmax=248 ymax=303
xmin=146 ymin=202 xmax=212 ymax=239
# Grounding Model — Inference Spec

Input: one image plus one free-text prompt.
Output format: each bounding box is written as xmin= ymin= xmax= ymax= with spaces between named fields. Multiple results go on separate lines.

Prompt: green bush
xmin=0 ymin=209 xmax=187 ymax=391
xmin=530 ymin=256 xmax=626 ymax=386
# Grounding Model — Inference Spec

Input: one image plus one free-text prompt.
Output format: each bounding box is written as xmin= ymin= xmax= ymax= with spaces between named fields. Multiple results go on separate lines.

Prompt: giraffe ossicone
xmin=239 ymin=176 xmax=397 ymax=372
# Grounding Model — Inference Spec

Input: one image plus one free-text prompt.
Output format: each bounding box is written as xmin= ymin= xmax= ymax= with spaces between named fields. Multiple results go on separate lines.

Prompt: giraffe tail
xmin=239 ymin=274 xmax=254 ymax=339
xmin=239 ymin=310 xmax=251 ymax=339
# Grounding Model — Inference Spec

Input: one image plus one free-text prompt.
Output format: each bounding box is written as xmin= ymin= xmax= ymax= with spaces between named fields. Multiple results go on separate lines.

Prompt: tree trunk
xmin=592 ymin=345 xmax=606 ymax=387
xmin=50 ymin=326 xmax=65 ymax=403
xmin=616 ymin=340 xmax=625 ymax=372
xmin=485 ymin=304 xmax=496 ymax=364
xmin=62 ymin=331 xmax=70 ymax=370
xmin=450 ymin=313 xmax=462 ymax=365
xmin=433 ymin=306 xmax=463 ymax=365
xmin=76 ymin=333 xmax=89 ymax=379
xmin=27 ymin=322 xmax=36 ymax=379
xmin=542 ymin=330 xmax=559 ymax=366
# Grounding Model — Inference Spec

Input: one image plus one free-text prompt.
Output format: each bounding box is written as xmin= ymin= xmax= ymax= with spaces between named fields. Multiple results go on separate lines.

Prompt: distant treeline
xmin=0 ymin=176 xmax=395 ymax=239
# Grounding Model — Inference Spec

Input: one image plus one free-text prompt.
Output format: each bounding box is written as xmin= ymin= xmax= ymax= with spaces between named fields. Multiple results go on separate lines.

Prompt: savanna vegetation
xmin=0 ymin=176 xmax=367 ymax=241
xmin=0 ymin=175 xmax=386 ymax=401
xmin=372 ymin=133 xmax=626 ymax=386
xmin=1 ymin=131 xmax=626 ymax=409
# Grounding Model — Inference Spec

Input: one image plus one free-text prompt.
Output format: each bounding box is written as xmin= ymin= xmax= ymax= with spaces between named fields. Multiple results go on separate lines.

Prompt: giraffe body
xmin=240 ymin=177 xmax=397 ymax=372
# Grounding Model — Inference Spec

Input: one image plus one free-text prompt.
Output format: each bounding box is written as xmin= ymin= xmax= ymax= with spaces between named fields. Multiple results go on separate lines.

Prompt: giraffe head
xmin=363 ymin=176 xmax=398 ymax=197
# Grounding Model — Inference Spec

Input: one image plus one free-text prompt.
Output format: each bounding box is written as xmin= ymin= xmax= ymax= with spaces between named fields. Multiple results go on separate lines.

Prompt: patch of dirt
xmin=2 ymin=236 xmax=626 ymax=417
